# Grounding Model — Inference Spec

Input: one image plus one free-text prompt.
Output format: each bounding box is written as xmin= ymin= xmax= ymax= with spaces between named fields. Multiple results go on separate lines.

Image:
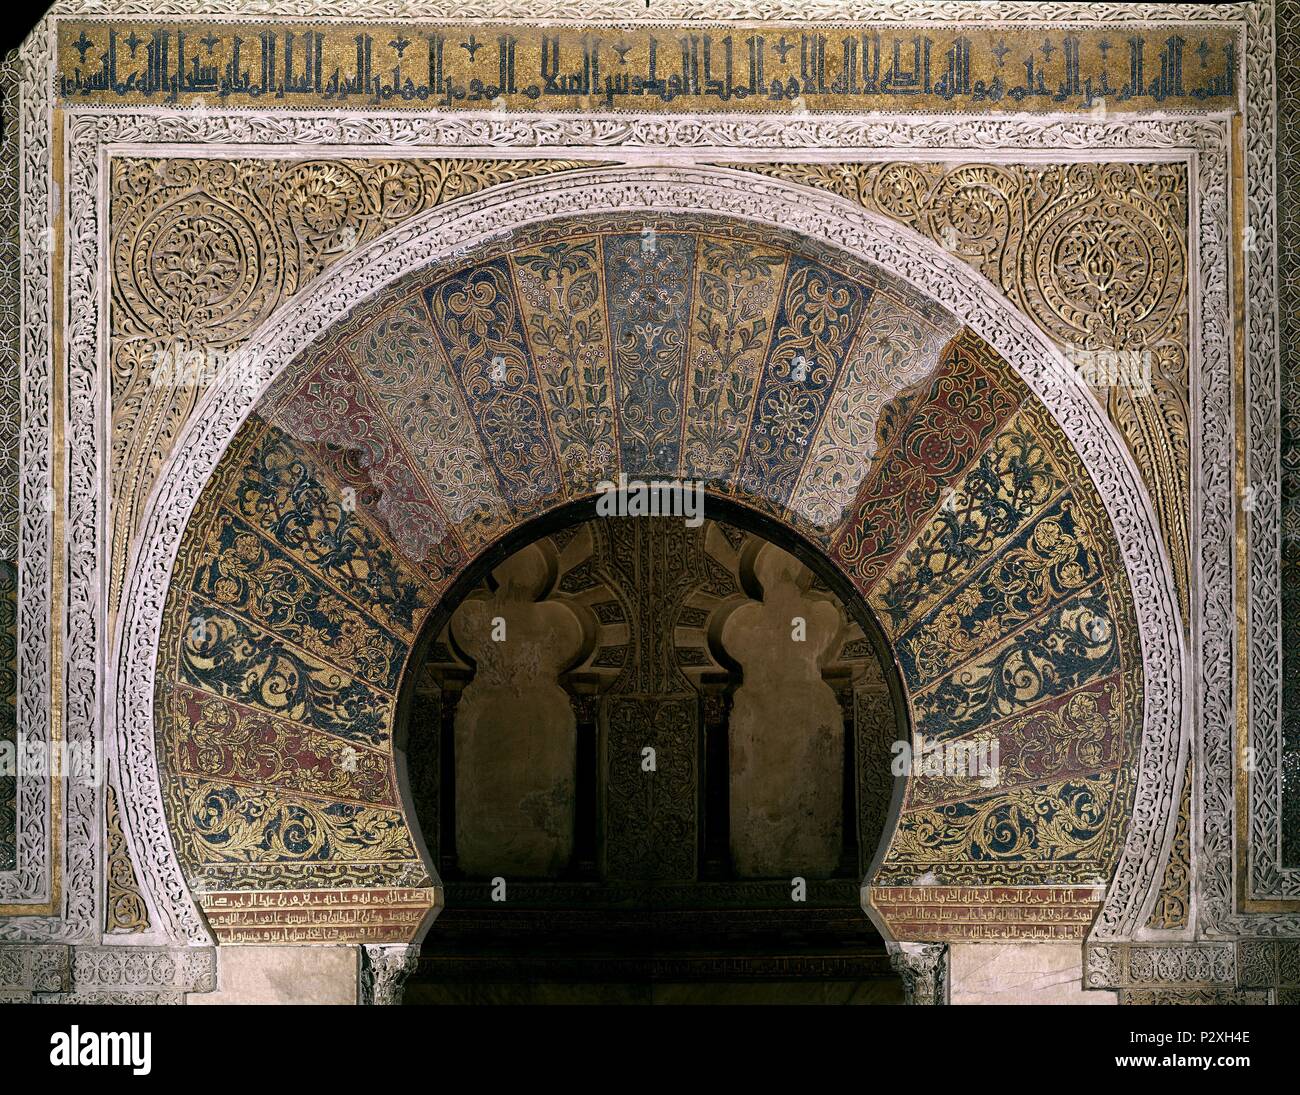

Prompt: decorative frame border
xmin=2 ymin=1 xmax=1292 ymax=969
xmin=0 ymin=10 xmax=58 ymax=922
xmin=1242 ymin=0 xmax=1298 ymax=906
xmin=26 ymin=0 xmax=1251 ymax=23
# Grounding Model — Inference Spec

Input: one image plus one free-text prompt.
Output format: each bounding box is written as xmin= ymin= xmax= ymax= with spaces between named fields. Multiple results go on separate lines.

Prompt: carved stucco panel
xmin=107 ymin=156 xmax=596 ymax=617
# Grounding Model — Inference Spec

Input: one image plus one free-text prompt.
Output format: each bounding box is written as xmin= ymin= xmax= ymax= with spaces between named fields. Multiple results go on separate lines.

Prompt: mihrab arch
xmin=112 ymin=166 xmax=1185 ymax=951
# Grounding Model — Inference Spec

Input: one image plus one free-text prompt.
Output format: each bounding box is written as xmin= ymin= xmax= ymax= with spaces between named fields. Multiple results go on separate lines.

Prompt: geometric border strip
xmin=1245 ymin=0 xmax=1299 ymax=903
xmin=1087 ymin=941 xmax=1239 ymax=989
xmin=1087 ymin=940 xmax=1300 ymax=1003
xmin=0 ymin=5 xmax=55 ymax=917
xmin=0 ymin=943 xmax=215 ymax=1003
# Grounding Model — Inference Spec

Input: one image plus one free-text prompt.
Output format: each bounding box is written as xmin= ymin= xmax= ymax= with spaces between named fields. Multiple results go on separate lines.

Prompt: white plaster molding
xmin=0 ymin=11 xmax=66 ymax=932
xmin=1241 ymin=1 xmax=1298 ymax=906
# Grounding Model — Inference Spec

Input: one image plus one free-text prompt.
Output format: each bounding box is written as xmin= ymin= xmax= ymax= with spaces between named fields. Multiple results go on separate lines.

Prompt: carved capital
xmin=361 ymin=944 xmax=421 ymax=1006
xmin=889 ymin=942 xmax=948 ymax=1005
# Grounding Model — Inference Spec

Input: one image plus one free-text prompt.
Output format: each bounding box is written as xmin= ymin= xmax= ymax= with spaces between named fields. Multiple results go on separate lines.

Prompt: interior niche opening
xmin=394 ymin=495 xmax=908 ymax=1004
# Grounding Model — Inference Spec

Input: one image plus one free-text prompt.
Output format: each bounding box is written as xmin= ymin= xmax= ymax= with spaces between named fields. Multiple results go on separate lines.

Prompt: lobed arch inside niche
xmin=389 ymin=493 xmax=914 ymax=1000
xmin=115 ymin=166 xmax=1183 ymax=951
xmin=390 ymin=490 xmax=912 ymax=854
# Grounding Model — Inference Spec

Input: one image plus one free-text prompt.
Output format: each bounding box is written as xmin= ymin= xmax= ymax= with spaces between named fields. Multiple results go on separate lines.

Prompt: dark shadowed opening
xmin=391 ymin=492 xmax=911 ymax=1004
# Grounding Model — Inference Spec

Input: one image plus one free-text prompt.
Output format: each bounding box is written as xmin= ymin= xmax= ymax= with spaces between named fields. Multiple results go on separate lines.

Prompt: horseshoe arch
xmin=111 ymin=166 xmax=1186 ymax=950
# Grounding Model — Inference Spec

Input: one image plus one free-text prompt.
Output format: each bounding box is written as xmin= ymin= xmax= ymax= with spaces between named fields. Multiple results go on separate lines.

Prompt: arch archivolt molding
xmin=4 ymin=5 xmax=1291 ymax=996
xmin=105 ymin=163 xmax=1183 ymax=946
